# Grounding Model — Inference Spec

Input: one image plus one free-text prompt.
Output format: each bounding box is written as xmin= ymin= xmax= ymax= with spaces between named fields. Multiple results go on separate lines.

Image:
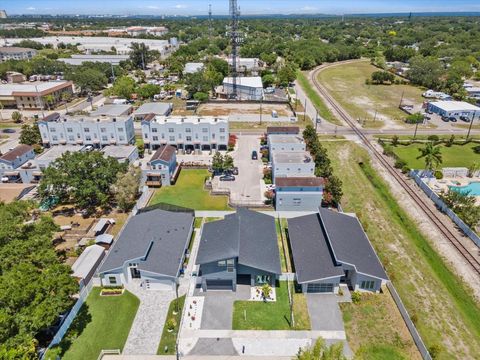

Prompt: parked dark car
xmin=232 ymin=167 xmax=239 ymax=175
xmin=460 ymin=115 xmax=471 ymax=122
xmin=219 ymin=174 xmax=235 ymax=181
xmin=251 ymin=150 xmax=258 ymax=160
xmin=1 ymin=128 xmax=15 ymax=133
xmin=441 ymin=115 xmax=450 ymax=122
xmin=448 ymin=116 xmax=457 ymax=122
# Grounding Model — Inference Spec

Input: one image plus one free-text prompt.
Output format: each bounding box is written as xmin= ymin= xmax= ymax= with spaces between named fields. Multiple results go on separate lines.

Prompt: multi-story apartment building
xmin=141 ymin=116 xmax=229 ymax=151
xmin=0 ymin=46 xmax=37 ymax=62
xmin=38 ymin=114 xmax=135 ymax=147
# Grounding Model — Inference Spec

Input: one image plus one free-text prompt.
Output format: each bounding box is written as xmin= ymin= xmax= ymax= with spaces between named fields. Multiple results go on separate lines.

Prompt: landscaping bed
xmin=157 ymin=295 xmax=186 ymax=355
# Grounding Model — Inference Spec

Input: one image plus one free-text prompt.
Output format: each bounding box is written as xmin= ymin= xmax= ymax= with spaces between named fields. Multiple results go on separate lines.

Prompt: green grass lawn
xmin=340 ymin=291 xmax=420 ymax=359
xmin=157 ymin=295 xmax=186 ymax=355
xmin=296 ymin=70 xmax=342 ymax=126
xmin=391 ymin=142 xmax=480 ymax=169
xmin=45 ymin=288 xmax=140 ymax=360
xmin=324 ymin=141 xmax=480 ymax=359
xmin=317 ymin=60 xmax=424 ymax=128
xmin=149 ymin=169 xmax=231 ymax=210
xmin=232 ymin=281 xmax=310 ymax=330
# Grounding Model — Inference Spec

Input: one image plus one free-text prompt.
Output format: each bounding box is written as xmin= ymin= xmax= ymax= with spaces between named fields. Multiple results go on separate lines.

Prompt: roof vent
xmin=198 ymin=118 xmax=200 ymax=122
xmin=97 ymin=118 xmax=100 ymax=122
xmin=113 ymin=118 xmax=116 ymax=122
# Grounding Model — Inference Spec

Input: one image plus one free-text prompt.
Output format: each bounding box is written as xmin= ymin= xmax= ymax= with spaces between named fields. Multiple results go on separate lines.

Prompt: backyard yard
xmin=149 ymin=169 xmax=231 ymax=210
xmin=232 ymin=281 xmax=310 ymax=330
xmin=323 ymin=140 xmax=480 ymax=359
xmin=317 ymin=60 xmax=424 ymax=128
xmin=45 ymin=288 xmax=140 ymax=360
xmin=390 ymin=142 xmax=480 ymax=170
xmin=340 ymin=290 xmax=421 ymax=360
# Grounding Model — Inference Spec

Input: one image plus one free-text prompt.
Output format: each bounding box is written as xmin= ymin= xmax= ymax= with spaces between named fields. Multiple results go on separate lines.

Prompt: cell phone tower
xmin=209 ymin=4 xmax=213 ymax=39
xmin=229 ymin=0 xmax=241 ymax=99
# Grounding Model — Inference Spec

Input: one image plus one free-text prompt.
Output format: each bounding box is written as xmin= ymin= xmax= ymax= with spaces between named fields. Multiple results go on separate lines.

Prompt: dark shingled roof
xmin=276 ymin=177 xmax=325 ymax=187
xmin=288 ymin=214 xmax=344 ymax=283
xmin=99 ymin=209 xmax=193 ymax=277
xmin=42 ymin=112 xmax=60 ymax=122
xmin=267 ymin=126 xmax=300 ymax=135
xmin=150 ymin=145 xmax=176 ymax=162
xmin=196 ymin=208 xmax=281 ymax=275
xmin=319 ymin=208 xmax=388 ymax=280
xmin=0 ymin=144 xmax=33 ymax=162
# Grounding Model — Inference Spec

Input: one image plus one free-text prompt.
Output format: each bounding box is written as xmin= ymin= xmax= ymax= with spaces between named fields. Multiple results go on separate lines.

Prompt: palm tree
xmin=417 ymin=141 xmax=443 ymax=172
xmin=42 ymin=94 xmax=55 ymax=110
xmin=61 ymin=92 xmax=72 ymax=114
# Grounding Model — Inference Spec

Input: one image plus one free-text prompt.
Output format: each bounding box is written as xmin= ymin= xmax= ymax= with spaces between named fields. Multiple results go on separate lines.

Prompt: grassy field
xmin=157 ymin=295 xmax=186 ymax=355
xmin=391 ymin=142 xmax=480 ymax=169
xmin=45 ymin=288 xmax=139 ymax=360
xmin=340 ymin=290 xmax=421 ymax=359
xmin=324 ymin=141 xmax=480 ymax=359
xmin=317 ymin=61 xmax=424 ymax=128
xmin=233 ymin=281 xmax=310 ymax=330
xmin=149 ymin=169 xmax=231 ymax=210
xmin=296 ymin=70 xmax=342 ymax=126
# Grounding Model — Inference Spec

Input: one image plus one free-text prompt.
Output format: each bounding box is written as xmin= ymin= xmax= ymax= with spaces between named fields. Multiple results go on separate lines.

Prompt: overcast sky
xmin=3 ymin=0 xmax=480 ymax=16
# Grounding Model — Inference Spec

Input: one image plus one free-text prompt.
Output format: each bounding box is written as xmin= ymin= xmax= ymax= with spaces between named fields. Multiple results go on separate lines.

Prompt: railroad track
xmin=311 ymin=65 xmax=480 ymax=276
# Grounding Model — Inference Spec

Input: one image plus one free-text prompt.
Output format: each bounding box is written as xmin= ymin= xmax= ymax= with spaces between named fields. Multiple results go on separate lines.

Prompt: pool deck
xmin=430 ymin=177 xmax=480 ymax=204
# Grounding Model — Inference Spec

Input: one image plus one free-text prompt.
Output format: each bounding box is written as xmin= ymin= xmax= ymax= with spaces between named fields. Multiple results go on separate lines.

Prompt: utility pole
xmin=467 ymin=111 xmax=476 ymax=139
xmin=399 ymin=90 xmax=405 ymax=107
xmin=413 ymin=120 xmax=419 ymax=139
xmin=259 ymin=100 xmax=262 ymax=125
xmin=315 ymin=109 xmax=319 ymax=131
xmin=208 ymin=4 xmax=213 ymax=40
xmin=373 ymin=109 xmax=377 ymax=123
xmin=304 ymin=98 xmax=307 ymax=123
xmin=111 ymin=63 xmax=116 ymax=82
xmin=141 ymin=51 xmax=145 ymax=71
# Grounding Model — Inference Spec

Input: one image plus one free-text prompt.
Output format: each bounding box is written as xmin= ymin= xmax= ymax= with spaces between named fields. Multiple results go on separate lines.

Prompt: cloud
xmin=146 ymin=5 xmax=159 ymax=9
xmin=301 ymin=6 xmax=317 ymax=11
xmin=174 ymin=4 xmax=187 ymax=9
xmin=26 ymin=6 xmax=36 ymax=11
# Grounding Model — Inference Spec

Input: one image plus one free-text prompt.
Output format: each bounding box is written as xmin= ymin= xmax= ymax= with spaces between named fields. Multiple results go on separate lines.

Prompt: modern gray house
xmin=275 ymin=177 xmax=324 ymax=211
xmin=288 ymin=208 xmax=388 ymax=293
xmin=98 ymin=208 xmax=194 ymax=291
xmin=143 ymin=144 xmax=177 ymax=187
xmin=196 ymin=208 xmax=281 ymax=291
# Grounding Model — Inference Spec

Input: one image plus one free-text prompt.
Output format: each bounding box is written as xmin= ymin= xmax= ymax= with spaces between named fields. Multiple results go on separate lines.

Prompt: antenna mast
xmin=208 ymin=4 xmax=213 ymax=39
xmin=229 ymin=0 xmax=240 ymax=99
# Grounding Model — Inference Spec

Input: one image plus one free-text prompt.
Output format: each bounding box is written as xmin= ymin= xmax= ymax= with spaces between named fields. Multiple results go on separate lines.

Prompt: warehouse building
xmin=427 ymin=101 xmax=480 ymax=120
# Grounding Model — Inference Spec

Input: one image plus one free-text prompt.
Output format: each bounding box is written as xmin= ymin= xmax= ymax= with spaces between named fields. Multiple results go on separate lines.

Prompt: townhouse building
xmin=38 ymin=114 xmax=135 ymax=147
xmin=141 ymin=116 xmax=229 ymax=151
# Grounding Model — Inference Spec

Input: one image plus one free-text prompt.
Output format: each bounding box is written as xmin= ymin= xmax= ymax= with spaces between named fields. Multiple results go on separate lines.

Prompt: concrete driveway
xmin=197 ymin=284 xmax=250 ymax=330
xmin=212 ymin=135 xmax=264 ymax=205
xmin=306 ymin=294 xmax=345 ymax=332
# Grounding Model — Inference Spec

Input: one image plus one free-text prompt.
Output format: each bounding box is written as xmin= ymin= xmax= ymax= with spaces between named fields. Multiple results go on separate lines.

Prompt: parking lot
xmin=212 ymin=135 xmax=266 ymax=206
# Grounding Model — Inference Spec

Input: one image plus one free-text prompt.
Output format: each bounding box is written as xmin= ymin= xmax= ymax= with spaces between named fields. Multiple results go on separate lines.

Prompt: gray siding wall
xmin=275 ymin=191 xmax=323 ymax=211
xmin=237 ymin=264 xmax=277 ymax=286
xmin=199 ymin=261 xmax=237 ymax=291
xmin=350 ymin=271 xmax=383 ymax=293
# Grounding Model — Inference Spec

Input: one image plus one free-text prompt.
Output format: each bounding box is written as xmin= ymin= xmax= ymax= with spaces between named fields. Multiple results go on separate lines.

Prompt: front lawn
xmin=340 ymin=291 xmax=420 ymax=359
xmin=45 ymin=288 xmax=140 ymax=360
xmin=232 ymin=281 xmax=310 ymax=330
xmin=390 ymin=142 xmax=480 ymax=170
xmin=149 ymin=169 xmax=231 ymax=210
xmin=157 ymin=295 xmax=186 ymax=355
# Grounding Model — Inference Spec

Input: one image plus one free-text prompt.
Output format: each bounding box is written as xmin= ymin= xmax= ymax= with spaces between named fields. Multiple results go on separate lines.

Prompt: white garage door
xmin=307 ymin=283 xmax=334 ymax=293
xmin=144 ymin=278 xmax=173 ymax=291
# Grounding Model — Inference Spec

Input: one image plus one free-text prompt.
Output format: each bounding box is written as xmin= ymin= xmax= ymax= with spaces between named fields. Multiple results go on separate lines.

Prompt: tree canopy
xmin=0 ymin=201 xmax=78 ymax=358
xmin=38 ymin=151 xmax=128 ymax=213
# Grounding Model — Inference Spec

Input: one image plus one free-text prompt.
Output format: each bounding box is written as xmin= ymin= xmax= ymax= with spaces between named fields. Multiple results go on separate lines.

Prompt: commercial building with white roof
xmin=141 ymin=116 xmax=229 ymax=151
xmin=427 ymin=101 xmax=480 ymax=120
xmin=221 ymin=76 xmax=264 ymax=100
xmin=184 ymin=62 xmax=204 ymax=74
xmin=57 ymin=54 xmax=130 ymax=66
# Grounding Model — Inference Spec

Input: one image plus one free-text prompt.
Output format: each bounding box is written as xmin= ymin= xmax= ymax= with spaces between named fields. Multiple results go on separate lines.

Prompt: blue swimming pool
xmin=449 ymin=182 xmax=480 ymax=196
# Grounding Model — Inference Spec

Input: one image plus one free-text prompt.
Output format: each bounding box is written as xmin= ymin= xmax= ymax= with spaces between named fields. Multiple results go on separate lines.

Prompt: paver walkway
xmin=122 ymin=281 xmax=174 ymax=355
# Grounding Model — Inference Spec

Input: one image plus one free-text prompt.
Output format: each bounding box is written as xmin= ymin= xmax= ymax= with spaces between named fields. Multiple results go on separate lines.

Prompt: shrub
xmin=434 ymin=170 xmax=443 ymax=179
xmin=445 ymin=134 xmax=455 ymax=147
xmin=391 ymin=135 xmax=399 ymax=146
xmin=351 ymin=291 xmax=362 ymax=304
xmin=427 ymin=135 xmax=439 ymax=142
xmin=401 ymin=165 xmax=411 ymax=174
xmin=473 ymin=145 xmax=480 ymax=154
xmin=428 ymin=344 xmax=442 ymax=360
xmin=166 ymin=318 xmax=176 ymax=331
xmin=394 ymin=159 xmax=406 ymax=169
